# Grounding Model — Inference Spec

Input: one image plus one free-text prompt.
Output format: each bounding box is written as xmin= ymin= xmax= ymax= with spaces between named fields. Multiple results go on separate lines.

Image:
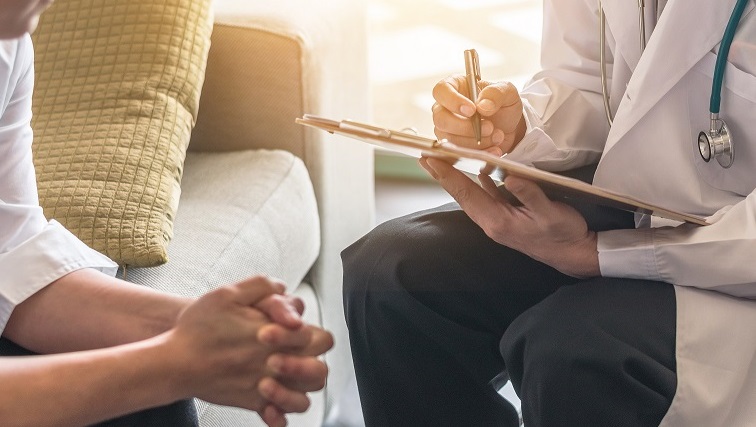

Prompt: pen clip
xmin=464 ymin=49 xmax=480 ymax=81
xmin=464 ymin=49 xmax=481 ymax=103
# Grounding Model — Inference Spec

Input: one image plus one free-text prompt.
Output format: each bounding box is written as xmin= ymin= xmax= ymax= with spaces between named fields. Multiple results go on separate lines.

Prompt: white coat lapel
xmin=607 ymin=0 xmax=754 ymax=145
xmin=600 ymin=1 xmax=643 ymax=71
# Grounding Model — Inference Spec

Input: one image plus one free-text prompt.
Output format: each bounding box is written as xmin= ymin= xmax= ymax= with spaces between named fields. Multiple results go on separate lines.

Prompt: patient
xmin=0 ymin=1 xmax=332 ymax=426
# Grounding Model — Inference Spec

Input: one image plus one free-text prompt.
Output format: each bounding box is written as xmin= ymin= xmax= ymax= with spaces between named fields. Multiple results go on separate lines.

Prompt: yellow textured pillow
xmin=31 ymin=0 xmax=213 ymax=267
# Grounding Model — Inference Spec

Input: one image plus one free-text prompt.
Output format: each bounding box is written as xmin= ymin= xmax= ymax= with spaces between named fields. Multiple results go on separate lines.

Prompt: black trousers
xmin=342 ymin=168 xmax=677 ymax=427
xmin=0 ymin=337 xmax=198 ymax=427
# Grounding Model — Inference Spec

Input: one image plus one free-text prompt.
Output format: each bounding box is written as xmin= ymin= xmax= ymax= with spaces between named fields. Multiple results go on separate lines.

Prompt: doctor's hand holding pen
xmin=430 ymin=74 xmax=527 ymax=155
xmin=420 ymin=51 xmax=599 ymax=279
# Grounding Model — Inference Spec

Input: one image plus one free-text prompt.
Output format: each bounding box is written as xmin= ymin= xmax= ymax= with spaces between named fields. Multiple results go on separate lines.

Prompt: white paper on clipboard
xmin=296 ymin=114 xmax=709 ymax=226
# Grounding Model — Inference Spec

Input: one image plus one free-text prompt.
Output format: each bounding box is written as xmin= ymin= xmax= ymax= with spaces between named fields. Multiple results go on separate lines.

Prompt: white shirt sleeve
xmin=598 ymin=198 xmax=756 ymax=299
xmin=0 ymin=36 xmax=117 ymax=333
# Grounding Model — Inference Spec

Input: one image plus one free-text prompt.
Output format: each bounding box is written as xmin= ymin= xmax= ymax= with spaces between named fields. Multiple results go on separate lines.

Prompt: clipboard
xmin=296 ymin=114 xmax=709 ymax=226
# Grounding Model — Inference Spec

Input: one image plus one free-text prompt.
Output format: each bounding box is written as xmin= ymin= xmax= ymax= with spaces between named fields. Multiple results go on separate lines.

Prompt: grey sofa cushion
xmin=123 ymin=149 xmax=320 ymax=295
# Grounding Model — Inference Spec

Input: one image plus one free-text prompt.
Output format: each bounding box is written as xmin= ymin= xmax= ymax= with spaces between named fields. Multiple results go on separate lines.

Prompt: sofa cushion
xmin=31 ymin=0 xmax=213 ymax=267
xmin=123 ymin=149 xmax=320 ymax=296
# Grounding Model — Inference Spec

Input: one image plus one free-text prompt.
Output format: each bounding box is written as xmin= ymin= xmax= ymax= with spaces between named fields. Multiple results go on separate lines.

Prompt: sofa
xmin=29 ymin=0 xmax=372 ymax=423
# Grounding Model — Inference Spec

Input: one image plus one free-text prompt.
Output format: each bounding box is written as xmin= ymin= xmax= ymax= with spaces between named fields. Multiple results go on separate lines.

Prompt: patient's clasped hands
xmin=162 ymin=276 xmax=333 ymax=427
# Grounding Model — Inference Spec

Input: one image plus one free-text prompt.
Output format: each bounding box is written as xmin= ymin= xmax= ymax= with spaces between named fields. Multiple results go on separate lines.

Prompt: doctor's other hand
xmin=162 ymin=276 xmax=333 ymax=427
xmin=432 ymin=75 xmax=527 ymax=154
xmin=420 ymin=157 xmax=600 ymax=279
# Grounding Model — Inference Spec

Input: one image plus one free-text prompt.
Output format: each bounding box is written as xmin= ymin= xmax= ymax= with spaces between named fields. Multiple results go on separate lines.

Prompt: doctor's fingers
xmin=478 ymin=174 xmax=511 ymax=204
xmin=432 ymin=75 xmax=477 ymax=117
xmin=477 ymin=82 xmax=525 ymax=152
xmin=432 ymin=104 xmax=498 ymax=149
xmin=424 ymin=158 xmax=516 ymax=228
xmin=477 ymin=81 xmax=521 ymax=117
xmin=503 ymin=176 xmax=552 ymax=218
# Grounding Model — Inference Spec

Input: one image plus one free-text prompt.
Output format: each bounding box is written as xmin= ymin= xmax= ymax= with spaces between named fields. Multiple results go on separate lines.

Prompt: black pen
xmin=464 ymin=49 xmax=482 ymax=145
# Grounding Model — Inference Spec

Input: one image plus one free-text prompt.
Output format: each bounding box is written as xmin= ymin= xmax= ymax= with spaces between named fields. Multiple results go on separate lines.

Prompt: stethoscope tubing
xmin=599 ymin=4 xmax=613 ymax=126
xmin=711 ymin=0 xmax=749 ymax=114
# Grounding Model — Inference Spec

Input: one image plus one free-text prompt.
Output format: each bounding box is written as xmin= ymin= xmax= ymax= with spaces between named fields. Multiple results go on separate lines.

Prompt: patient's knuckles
xmin=208 ymin=285 xmax=236 ymax=304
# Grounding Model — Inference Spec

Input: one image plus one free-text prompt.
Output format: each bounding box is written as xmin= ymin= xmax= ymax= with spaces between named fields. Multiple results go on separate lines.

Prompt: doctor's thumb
xmin=478 ymin=81 xmax=521 ymax=115
xmin=477 ymin=99 xmax=497 ymax=115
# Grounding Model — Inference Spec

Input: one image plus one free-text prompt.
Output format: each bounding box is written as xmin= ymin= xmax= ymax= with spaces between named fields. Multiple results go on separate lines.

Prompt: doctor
xmin=1 ymin=1 xmax=332 ymax=426
xmin=343 ymin=0 xmax=756 ymax=426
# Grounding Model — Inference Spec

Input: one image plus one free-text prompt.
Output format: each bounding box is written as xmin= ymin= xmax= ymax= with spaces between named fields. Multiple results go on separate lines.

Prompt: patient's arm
xmin=3 ymin=268 xmax=306 ymax=353
xmin=0 ymin=277 xmax=333 ymax=427
xmin=3 ymin=268 xmax=191 ymax=352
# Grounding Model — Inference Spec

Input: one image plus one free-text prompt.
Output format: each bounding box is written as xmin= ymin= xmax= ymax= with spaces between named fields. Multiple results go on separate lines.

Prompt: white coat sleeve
xmin=505 ymin=0 xmax=609 ymax=171
xmin=0 ymin=37 xmax=117 ymax=333
xmin=598 ymin=197 xmax=756 ymax=299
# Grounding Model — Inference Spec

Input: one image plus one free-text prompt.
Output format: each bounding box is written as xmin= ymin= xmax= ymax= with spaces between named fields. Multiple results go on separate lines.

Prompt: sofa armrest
xmin=189 ymin=0 xmax=375 ymax=417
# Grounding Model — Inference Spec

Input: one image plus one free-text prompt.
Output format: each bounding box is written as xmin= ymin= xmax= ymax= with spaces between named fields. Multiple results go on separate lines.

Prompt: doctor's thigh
xmin=343 ymin=169 xmax=677 ymax=427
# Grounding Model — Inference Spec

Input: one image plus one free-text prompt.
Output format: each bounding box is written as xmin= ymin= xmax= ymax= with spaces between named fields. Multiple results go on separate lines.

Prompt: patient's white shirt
xmin=0 ymin=36 xmax=117 ymax=333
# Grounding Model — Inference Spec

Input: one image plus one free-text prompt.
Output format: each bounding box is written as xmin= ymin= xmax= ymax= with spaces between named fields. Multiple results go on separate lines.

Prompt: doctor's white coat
xmin=506 ymin=0 xmax=756 ymax=425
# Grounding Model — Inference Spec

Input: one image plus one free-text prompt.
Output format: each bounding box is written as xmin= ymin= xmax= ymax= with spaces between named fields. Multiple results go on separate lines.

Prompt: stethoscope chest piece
xmin=698 ymin=118 xmax=734 ymax=168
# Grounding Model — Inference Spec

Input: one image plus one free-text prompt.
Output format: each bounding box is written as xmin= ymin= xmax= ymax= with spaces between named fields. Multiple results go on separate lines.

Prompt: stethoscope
xmin=599 ymin=0 xmax=749 ymax=168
